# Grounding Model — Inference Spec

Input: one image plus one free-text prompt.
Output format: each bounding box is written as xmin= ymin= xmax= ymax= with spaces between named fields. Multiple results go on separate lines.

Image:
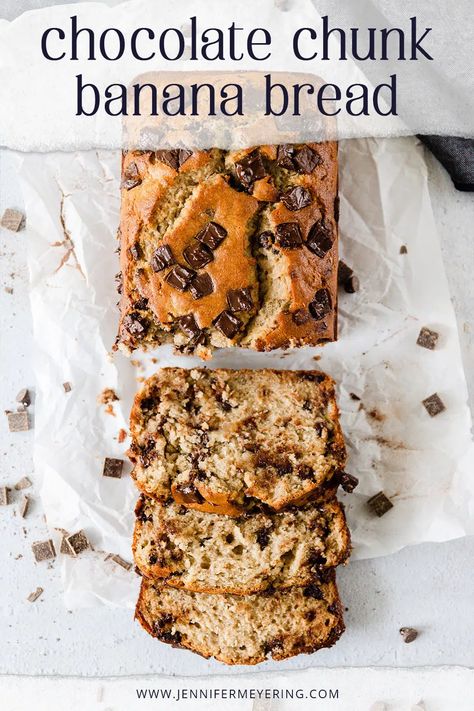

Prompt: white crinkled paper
xmin=16 ymin=136 xmax=474 ymax=610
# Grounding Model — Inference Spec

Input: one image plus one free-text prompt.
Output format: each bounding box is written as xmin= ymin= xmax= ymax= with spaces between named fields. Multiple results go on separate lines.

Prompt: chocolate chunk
xmin=32 ymin=539 xmax=56 ymax=562
xmin=175 ymin=482 xmax=204 ymax=504
xmin=344 ymin=275 xmax=360 ymax=293
xmin=213 ymin=310 xmax=242 ymax=339
xmin=334 ymin=195 xmax=340 ymax=222
xmin=132 ymin=296 xmax=149 ymax=310
xmin=15 ymin=476 xmax=32 ymax=490
xmin=292 ymin=309 xmax=311 ymax=326
xmin=294 ymin=145 xmax=321 ymax=174
xmin=65 ymin=530 xmax=89 ymax=556
xmin=165 ymin=264 xmax=196 ymax=291
xmin=227 ymin=287 xmax=253 ymax=313
xmin=0 ymin=487 xmax=9 ymax=506
xmin=1 ymin=208 xmax=24 ymax=232
xmin=234 ymin=149 xmax=266 ymax=189
xmin=367 ymin=491 xmax=393 ymax=517
xmin=121 ymin=162 xmax=142 ymax=190
xmin=309 ymin=288 xmax=332 ymax=320
xmin=339 ymin=471 xmax=359 ymax=493
xmin=307 ymin=220 xmax=333 ymax=257
xmin=115 ymin=272 xmax=123 ymax=294
xmin=27 ymin=587 xmax=43 ymax=603
xmin=6 ymin=411 xmax=29 ymax=432
xmin=195 ymin=221 xmax=227 ymax=249
xmin=183 ymin=242 xmax=213 ymax=269
xmin=303 ymin=584 xmax=324 ymax=600
xmin=302 ymin=372 xmax=325 ymax=382
xmin=263 ymin=637 xmax=284 ymax=655
xmin=178 ymin=314 xmax=201 ymax=338
xmin=281 ymin=186 xmax=312 ymax=211
xmin=122 ymin=312 xmax=147 ymax=336
xmin=19 ymin=495 xmax=29 ymax=518
xmin=422 ymin=393 xmax=445 ymax=417
xmin=16 ymin=389 xmax=31 ymax=407
xmin=349 ymin=392 xmax=361 ymax=401
xmin=253 ymin=230 xmax=274 ymax=249
xmin=297 ymin=464 xmax=314 ymax=479
xmin=105 ymin=553 xmax=132 ymax=571
xmin=417 ymin=327 xmax=439 ymax=350
xmin=276 ymin=144 xmax=296 ymax=170
xmin=255 ymin=527 xmax=271 ymax=550
xmin=275 ymin=222 xmax=303 ymax=249
xmin=155 ymin=149 xmax=192 ymax=171
xmin=338 ymin=260 xmax=353 ymax=285
xmin=400 ymin=627 xmax=418 ymax=644
xmin=63 ymin=381 xmax=72 ymax=393
xmin=400 ymin=245 xmax=408 ymax=254
xmin=151 ymin=245 xmax=175 ymax=272
xmin=102 ymin=457 xmax=124 ymax=479
xmin=129 ymin=242 xmax=142 ymax=260
xmin=189 ymin=272 xmax=214 ymax=299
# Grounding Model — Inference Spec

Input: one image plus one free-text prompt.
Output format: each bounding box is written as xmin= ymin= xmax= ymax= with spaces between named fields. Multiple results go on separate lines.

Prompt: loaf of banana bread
xmin=128 ymin=368 xmax=346 ymax=514
xmin=135 ymin=573 xmax=344 ymax=664
xmin=116 ymin=142 xmax=338 ymax=355
xmin=133 ymin=495 xmax=350 ymax=593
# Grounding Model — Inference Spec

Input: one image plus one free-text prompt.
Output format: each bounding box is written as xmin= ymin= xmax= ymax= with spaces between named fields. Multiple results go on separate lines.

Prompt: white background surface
xmin=0 ymin=0 xmax=473 ymax=680
xmin=0 ymin=146 xmax=473 ymax=677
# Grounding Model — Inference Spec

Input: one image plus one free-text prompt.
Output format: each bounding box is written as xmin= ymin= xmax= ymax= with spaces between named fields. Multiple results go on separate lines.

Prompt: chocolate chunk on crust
xmin=281 ymin=186 xmax=312 ymax=211
xmin=213 ymin=311 xmax=242 ymax=339
xmin=275 ymin=222 xmax=304 ymax=249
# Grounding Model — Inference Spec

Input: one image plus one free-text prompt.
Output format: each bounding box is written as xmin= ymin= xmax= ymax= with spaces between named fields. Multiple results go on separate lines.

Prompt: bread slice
xmin=128 ymin=368 xmax=346 ymax=514
xmin=135 ymin=574 xmax=344 ymax=665
xmin=133 ymin=495 xmax=350 ymax=594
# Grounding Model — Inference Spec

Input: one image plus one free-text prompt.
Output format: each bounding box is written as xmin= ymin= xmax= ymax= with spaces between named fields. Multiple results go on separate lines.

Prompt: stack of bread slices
xmin=129 ymin=367 xmax=354 ymax=665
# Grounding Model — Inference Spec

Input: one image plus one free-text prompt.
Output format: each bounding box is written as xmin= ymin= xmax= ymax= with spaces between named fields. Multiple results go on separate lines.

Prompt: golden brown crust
xmin=116 ymin=142 xmax=338 ymax=354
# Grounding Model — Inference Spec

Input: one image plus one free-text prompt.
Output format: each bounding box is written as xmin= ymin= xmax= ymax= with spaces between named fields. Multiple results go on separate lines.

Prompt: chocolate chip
xmin=344 ymin=275 xmax=360 ymax=293
xmin=275 ymin=222 xmax=303 ymax=249
xmin=227 ymin=287 xmax=253 ymax=313
xmin=189 ymin=272 xmax=214 ymax=299
xmin=178 ymin=314 xmax=201 ymax=338
xmin=32 ymin=539 xmax=56 ymax=562
xmin=213 ymin=310 xmax=242 ymax=339
xmin=255 ymin=527 xmax=271 ymax=550
xmin=292 ymin=309 xmax=311 ymax=326
xmin=129 ymin=242 xmax=142 ymax=260
xmin=307 ymin=220 xmax=333 ymax=257
xmin=349 ymin=392 xmax=361 ymax=401
xmin=303 ymin=584 xmax=324 ymax=600
xmin=234 ymin=149 xmax=266 ymax=189
xmin=151 ymin=245 xmax=175 ymax=272
xmin=417 ymin=327 xmax=439 ymax=350
xmin=422 ymin=393 xmax=445 ymax=417
xmin=294 ymin=145 xmax=321 ymax=174
xmin=263 ymin=637 xmax=284 ymax=655
xmin=276 ymin=144 xmax=296 ymax=170
xmin=102 ymin=457 xmax=124 ymax=479
xmin=133 ymin=296 xmax=149 ymax=310
xmin=63 ymin=382 xmax=72 ymax=393
xmin=165 ymin=265 xmax=196 ymax=291
xmin=183 ymin=242 xmax=213 ymax=269
xmin=281 ymin=186 xmax=312 ymax=211
xmin=338 ymin=260 xmax=353 ymax=285
xmin=301 ymin=372 xmax=325 ymax=382
xmin=309 ymin=288 xmax=332 ymax=320
xmin=339 ymin=471 xmax=359 ymax=493
xmin=175 ymin=482 xmax=204 ymax=504
xmin=400 ymin=245 xmax=408 ymax=254
xmin=6 ymin=411 xmax=29 ymax=432
xmin=65 ymin=530 xmax=90 ymax=556
xmin=121 ymin=162 xmax=141 ymax=190
xmin=122 ymin=312 xmax=147 ymax=335
xmin=298 ymin=464 xmax=314 ymax=479
xmin=253 ymin=230 xmax=274 ymax=249
xmin=154 ymin=149 xmax=192 ymax=171
xmin=195 ymin=221 xmax=227 ymax=249
xmin=400 ymin=627 xmax=418 ymax=643
xmin=367 ymin=491 xmax=393 ymax=517
xmin=115 ymin=272 xmax=123 ymax=294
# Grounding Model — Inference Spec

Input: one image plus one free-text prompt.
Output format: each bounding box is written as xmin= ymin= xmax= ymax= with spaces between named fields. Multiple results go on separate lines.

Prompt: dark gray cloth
xmin=419 ymin=136 xmax=474 ymax=191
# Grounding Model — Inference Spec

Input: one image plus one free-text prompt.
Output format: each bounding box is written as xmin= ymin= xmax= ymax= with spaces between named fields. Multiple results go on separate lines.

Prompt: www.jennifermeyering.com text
xmin=40 ymin=15 xmax=434 ymax=118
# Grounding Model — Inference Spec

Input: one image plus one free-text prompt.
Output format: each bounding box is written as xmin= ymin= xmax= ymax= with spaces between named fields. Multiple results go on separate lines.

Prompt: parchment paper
xmin=16 ymin=136 xmax=474 ymax=609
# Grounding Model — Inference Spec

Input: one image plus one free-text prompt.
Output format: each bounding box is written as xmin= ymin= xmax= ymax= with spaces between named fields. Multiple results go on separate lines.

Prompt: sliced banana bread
xmin=136 ymin=574 xmax=345 ymax=665
xmin=128 ymin=368 xmax=346 ymax=514
xmin=133 ymin=495 xmax=350 ymax=594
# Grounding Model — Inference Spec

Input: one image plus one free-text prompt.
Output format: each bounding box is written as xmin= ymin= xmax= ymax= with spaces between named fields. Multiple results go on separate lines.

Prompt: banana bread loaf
xmin=116 ymin=142 xmax=338 ymax=356
xmin=135 ymin=573 xmax=344 ymax=664
xmin=128 ymin=368 xmax=346 ymax=514
xmin=133 ymin=495 xmax=350 ymax=593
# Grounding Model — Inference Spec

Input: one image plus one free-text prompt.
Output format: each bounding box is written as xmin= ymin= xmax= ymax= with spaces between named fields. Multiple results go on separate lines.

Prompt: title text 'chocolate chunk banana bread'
xmin=135 ymin=574 xmax=345 ymax=665
xmin=116 ymin=142 xmax=338 ymax=355
xmin=128 ymin=368 xmax=346 ymax=514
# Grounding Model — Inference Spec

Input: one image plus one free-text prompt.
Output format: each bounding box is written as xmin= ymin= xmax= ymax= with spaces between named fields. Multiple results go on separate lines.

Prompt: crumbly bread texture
xmin=116 ymin=142 xmax=338 ymax=355
xmin=128 ymin=368 xmax=346 ymax=514
xmin=135 ymin=574 xmax=344 ymax=665
xmin=133 ymin=495 xmax=350 ymax=594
